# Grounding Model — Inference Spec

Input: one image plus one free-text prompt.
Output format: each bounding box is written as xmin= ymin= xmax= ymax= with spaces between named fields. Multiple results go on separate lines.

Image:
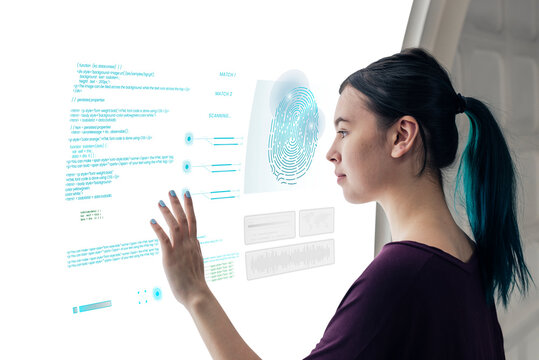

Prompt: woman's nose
xmin=326 ymin=142 xmax=341 ymax=163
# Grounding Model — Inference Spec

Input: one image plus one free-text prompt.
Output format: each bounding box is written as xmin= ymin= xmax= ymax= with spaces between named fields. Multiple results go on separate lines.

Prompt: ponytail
xmin=456 ymin=97 xmax=534 ymax=308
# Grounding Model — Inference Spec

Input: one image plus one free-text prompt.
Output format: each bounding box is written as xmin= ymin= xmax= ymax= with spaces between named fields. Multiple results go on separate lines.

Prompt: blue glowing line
xmin=78 ymin=300 xmax=112 ymax=313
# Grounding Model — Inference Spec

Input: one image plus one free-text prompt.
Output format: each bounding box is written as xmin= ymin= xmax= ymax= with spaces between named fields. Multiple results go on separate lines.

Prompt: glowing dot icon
xmin=183 ymin=160 xmax=192 ymax=174
xmin=185 ymin=132 xmax=194 ymax=145
xmin=268 ymin=87 xmax=319 ymax=185
xmin=153 ymin=287 xmax=162 ymax=300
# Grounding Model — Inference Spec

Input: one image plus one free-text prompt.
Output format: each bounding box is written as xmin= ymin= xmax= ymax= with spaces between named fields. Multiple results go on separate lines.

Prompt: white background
xmin=0 ymin=1 xmax=412 ymax=359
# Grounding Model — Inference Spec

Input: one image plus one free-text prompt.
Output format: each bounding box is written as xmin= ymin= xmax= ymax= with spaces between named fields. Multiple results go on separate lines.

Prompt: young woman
xmin=150 ymin=48 xmax=533 ymax=359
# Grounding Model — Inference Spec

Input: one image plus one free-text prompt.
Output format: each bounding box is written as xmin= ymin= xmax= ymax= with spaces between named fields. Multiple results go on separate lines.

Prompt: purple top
xmin=304 ymin=241 xmax=505 ymax=359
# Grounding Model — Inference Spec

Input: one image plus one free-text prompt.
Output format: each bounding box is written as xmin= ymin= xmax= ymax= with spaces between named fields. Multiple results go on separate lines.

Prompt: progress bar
xmin=73 ymin=300 xmax=112 ymax=314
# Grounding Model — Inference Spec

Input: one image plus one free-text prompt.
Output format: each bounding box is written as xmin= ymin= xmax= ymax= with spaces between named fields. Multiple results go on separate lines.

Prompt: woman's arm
xmin=150 ymin=190 xmax=261 ymax=360
xmin=187 ymin=287 xmax=261 ymax=360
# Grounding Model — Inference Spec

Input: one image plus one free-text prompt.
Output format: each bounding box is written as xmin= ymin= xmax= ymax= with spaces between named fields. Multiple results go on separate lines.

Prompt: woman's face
xmin=326 ymin=86 xmax=394 ymax=204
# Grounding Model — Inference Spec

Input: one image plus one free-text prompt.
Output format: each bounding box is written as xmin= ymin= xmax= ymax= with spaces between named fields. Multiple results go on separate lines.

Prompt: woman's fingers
xmin=158 ymin=199 xmax=183 ymax=246
xmin=150 ymin=218 xmax=172 ymax=254
xmin=183 ymin=191 xmax=198 ymax=238
xmin=168 ymin=190 xmax=197 ymax=240
xmin=168 ymin=190 xmax=189 ymax=231
xmin=156 ymin=190 xmax=195 ymax=248
xmin=149 ymin=190 xmax=206 ymax=306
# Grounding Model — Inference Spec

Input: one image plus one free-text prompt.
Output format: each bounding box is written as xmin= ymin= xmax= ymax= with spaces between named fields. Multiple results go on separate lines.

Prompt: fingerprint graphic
xmin=268 ymin=87 xmax=319 ymax=185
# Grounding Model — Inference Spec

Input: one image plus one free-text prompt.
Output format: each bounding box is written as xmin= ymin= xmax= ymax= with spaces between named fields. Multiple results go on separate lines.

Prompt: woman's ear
xmin=390 ymin=116 xmax=420 ymax=159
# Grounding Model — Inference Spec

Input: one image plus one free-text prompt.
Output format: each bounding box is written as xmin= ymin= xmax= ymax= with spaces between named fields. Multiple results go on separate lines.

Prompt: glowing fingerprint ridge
xmin=268 ymin=87 xmax=319 ymax=185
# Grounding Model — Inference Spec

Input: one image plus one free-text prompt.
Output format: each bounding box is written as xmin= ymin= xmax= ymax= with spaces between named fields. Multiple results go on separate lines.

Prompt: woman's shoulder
xmin=342 ymin=240 xmax=478 ymax=310
xmin=339 ymin=242 xmax=435 ymax=308
xmin=347 ymin=240 xmax=467 ymax=298
xmin=361 ymin=241 xmax=436 ymax=283
xmin=381 ymin=240 xmax=478 ymax=273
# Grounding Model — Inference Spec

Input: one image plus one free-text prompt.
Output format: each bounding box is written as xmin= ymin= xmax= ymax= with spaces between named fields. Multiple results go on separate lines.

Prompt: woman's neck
xmin=377 ymin=173 xmax=474 ymax=262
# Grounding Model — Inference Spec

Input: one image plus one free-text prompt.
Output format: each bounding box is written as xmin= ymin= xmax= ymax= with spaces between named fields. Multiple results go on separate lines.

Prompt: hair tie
xmin=456 ymin=93 xmax=467 ymax=114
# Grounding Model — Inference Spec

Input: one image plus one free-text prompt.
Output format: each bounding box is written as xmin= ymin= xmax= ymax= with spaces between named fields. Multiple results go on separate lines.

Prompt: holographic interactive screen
xmin=3 ymin=1 xmax=414 ymax=359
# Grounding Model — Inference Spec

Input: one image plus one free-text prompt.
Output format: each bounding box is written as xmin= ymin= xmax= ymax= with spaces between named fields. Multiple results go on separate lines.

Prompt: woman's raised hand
xmin=150 ymin=190 xmax=209 ymax=308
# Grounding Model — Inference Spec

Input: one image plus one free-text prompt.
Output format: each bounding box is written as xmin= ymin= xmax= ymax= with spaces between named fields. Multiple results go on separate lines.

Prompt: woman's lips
xmin=337 ymin=174 xmax=346 ymax=183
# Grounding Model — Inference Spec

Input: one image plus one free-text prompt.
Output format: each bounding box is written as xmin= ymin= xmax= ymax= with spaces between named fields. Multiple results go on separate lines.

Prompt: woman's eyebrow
xmin=334 ymin=117 xmax=351 ymax=128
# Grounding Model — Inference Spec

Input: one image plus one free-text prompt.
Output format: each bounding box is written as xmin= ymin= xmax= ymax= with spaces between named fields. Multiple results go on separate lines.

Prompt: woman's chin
xmin=343 ymin=191 xmax=362 ymax=204
xmin=342 ymin=190 xmax=369 ymax=205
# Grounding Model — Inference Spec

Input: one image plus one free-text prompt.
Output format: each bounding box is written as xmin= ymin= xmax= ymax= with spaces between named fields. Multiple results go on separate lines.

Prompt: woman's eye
xmin=337 ymin=130 xmax=348 ymax=138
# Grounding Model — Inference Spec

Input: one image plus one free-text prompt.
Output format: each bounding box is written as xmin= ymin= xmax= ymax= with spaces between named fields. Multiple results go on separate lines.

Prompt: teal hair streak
xmin=455 ymin=100 xmax=534 ymax=308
